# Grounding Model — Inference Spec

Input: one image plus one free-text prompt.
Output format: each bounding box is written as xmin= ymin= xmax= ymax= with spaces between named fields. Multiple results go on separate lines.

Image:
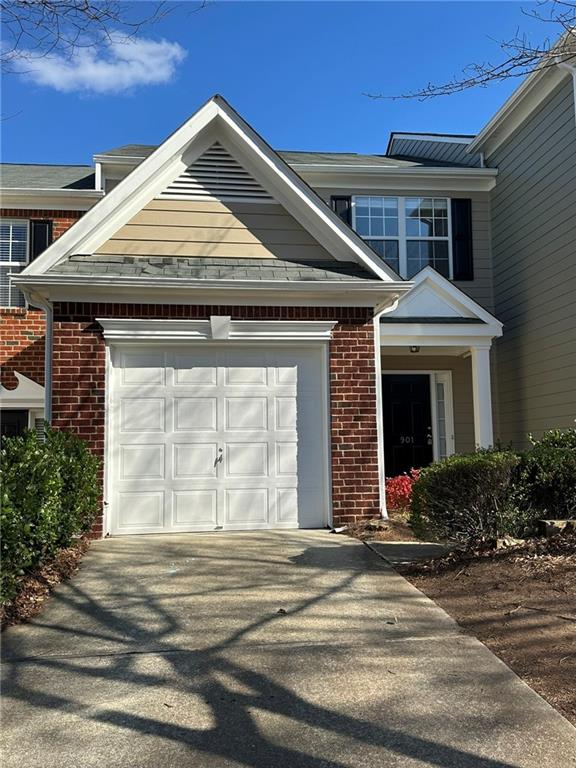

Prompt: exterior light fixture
xmin=409 ymin=346 xmax=420 ymax=353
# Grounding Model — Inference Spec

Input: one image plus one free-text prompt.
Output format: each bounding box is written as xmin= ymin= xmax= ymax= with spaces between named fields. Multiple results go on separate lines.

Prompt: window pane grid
xmin=0 ymin=220 xmax=29 ymax=307
xmin=353 ymin=196 xmax=451 ymax=279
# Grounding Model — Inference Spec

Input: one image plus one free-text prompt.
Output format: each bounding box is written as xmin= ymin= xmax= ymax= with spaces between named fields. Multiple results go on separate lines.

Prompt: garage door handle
xmin=215 ymin=449 xmax=223 ymax=466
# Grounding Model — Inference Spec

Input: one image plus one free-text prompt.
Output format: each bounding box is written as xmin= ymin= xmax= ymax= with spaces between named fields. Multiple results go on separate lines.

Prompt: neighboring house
xmin=0 ymin=55 xmax=574 ymax=536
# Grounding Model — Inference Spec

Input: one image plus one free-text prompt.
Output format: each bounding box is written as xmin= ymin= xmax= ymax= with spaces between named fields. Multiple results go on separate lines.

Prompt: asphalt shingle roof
xmin=96 ymin=144 xmax=471 ymax=169
xmin=49 ymin=256 xmax=377 ymax=281
xmin=0 ymin=164 xmax=96 ymax=190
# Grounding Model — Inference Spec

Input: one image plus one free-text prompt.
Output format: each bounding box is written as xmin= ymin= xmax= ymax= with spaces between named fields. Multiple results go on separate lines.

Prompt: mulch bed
xmin=344 ymin=511 xmax=418 ymax=542
xmin=1 ymin=537 xmax=91 ymax=630
xmin=400 ymin=535 xmax=576 ymax=725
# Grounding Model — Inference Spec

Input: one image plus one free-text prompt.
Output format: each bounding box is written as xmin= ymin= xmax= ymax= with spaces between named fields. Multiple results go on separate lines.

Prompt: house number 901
xmin=399 ymin=436 xmax=414 ymax=444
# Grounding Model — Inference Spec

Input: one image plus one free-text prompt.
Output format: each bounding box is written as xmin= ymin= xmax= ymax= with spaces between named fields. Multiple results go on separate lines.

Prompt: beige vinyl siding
xmin=381 ymin=355 xmax=476 ymax=454
xmin=487 ymin=75 xmax=576 ymax=447
xmin=318 ymin=188 xmax=494 ymax=312
xmin=96 ymin=199 xmax=334 ymax=260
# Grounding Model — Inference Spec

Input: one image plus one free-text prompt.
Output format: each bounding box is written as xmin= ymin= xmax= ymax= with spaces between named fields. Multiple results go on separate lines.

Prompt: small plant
xmin=386 ymin=469 xmax=420 ymax=513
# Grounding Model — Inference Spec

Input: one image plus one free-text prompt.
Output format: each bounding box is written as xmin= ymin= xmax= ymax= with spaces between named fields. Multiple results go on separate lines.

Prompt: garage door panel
xmin=225 ymin=442 xmax=268 ymax=477
xmin=172 ymin=490 xmax=217 ymax=526
xmin=120 ymin=398 xmax=165 ymax=433
xmin=226 ymin=488 xmax=268 ymax=524
xmin=173 ymin=443 xmax=217 ymax=478
xmin=120 ymin=351 xmax=166 ymax=386
xmin=120 ymin=444 xmax=165 ymax=480
xmin=117 ymin=491 xmax=165 ymax=529
xmin=174 ymin=397 xmax=217 ymax=431
xmin=109 ymin=344 xmax=327 ymax=534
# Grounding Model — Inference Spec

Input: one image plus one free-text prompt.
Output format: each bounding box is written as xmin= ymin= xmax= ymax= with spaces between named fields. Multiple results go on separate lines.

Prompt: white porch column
xmin=470 ymin=345 xmax=494 ymax=448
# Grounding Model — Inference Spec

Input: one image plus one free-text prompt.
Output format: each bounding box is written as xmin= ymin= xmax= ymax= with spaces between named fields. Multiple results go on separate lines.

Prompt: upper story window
xmin=352 ymin=196 xmax=452 ymax=279
xmin=0 ymin=220 xmax=29 ymax=307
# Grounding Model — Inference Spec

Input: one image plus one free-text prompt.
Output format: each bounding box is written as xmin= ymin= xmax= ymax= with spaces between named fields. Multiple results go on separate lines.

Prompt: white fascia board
xmin=389 ymin=133 xmax=475 ymax=145
xmin=0 ymin=189 xmax=102 ymax=211
xmin=468 ymin=62 xmax=569 ymax=156
xmin=92 ymin=155 xmax=146 ymax=164
xmin=98 ymin=318 xmax=337 ymax=342
xmin=15 ymin=274 xmax=409 ymax=308
xmin=379 ymin=324 xmax=501 ymax=345
xmin=22 ymin=95 xmax=399 ymax=282
xmin=300 ymin=169 xmax=497 ymax=193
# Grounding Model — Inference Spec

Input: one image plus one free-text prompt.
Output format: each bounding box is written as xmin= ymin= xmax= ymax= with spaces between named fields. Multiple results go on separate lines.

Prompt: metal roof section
xmin=387 ymin=133 xmax=482 ymax=168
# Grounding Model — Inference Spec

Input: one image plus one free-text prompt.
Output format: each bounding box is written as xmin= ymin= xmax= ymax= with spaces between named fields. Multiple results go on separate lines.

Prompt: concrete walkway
xmin=1 ymin=531 xmax=574 ymax=768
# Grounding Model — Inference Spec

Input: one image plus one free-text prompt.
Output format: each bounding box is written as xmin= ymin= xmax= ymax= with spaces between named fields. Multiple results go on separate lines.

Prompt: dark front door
xmin=1 ymin=410 xmax=29 ymax=439
xmin=382 ymin=375 xmax=433 ymax=476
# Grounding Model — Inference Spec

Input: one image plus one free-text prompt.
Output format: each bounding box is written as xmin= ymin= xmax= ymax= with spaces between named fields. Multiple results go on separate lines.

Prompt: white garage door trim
xmin=101 ymin=318 xmax=334 ymax=535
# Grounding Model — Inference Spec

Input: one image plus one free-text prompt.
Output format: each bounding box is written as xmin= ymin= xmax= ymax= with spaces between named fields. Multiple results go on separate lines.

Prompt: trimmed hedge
xmin=1 ymin=427 xmax=100 ymax=603
xmin=409 ymin=429 xmax=576 ymax=545
xmin=410 ymin=450 xmax=525 ymax=543
xmin=518 ymin=429 xmax=576 ymax=519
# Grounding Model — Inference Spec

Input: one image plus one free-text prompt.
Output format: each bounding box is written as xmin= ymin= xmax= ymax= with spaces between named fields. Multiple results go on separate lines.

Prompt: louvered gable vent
xmin=160 ymin=142 xmax=273 ymax=202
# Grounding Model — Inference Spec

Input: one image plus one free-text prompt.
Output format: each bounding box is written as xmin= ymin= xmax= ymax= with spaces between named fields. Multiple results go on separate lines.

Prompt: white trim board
xmin=97 ymin=318 xmax=337 ymax=342
xmin=22 ymin=95 xmax=400 ymax=282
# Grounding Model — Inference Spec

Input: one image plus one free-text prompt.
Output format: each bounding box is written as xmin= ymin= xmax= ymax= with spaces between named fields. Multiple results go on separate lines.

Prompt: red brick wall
xmin=52 ymin=302 xmax=380 ymax=534
xmin=0 ymin=209 xmax=83 ymax=388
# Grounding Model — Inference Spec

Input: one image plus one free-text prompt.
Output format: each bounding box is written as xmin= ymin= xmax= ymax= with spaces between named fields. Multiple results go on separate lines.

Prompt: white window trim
xmin=0 ymin=219 xmax=30 ymax=308
xmin=382 ymin=369 xmax=455 ymax=463
xmin=352 ymin=196 xmax=453 ymax=280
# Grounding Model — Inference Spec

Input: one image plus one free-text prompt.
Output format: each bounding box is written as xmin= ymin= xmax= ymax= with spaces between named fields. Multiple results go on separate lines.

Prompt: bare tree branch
xmin=366 ymin=1 xmax=576 ymax=101
xmin=0 ymin=1 xmax=176 ymax=72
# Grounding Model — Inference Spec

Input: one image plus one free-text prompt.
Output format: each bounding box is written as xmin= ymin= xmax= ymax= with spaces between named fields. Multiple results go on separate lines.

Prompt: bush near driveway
xmin=518 ymin=429 xmax=576 ymax=520
xmin=410 ymin=450 xmax=525 ymax=544
xmin=0 ymin=427 xmax=100 ymax=603
xmin=385 ymin=469 xmax=420 ymax=513
xmin=409 ymin=429 xmax=576 ymax=546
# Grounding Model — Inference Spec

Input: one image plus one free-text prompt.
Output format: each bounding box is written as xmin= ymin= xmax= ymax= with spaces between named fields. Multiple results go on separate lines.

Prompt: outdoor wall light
xmin=409 ymin=346 xmax=420 ymax=353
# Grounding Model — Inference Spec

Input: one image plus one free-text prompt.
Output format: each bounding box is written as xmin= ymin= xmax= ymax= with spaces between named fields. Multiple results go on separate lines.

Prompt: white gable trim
xmin=0 ymin=372 xmax=45 ymax=409
xmin=23 ymin=96 xmax=399 ymax=282
xmin=378 ymin=266 xmax=503 ymax=334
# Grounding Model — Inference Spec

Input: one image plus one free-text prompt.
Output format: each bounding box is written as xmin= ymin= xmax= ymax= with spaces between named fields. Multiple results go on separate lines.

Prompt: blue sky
xmin=1 ymin=1 xmax=554 ymax=165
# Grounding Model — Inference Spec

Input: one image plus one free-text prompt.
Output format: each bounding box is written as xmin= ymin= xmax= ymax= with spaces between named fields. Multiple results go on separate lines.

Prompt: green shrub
xmin=46 ymin=429 xmax=100 ymax=547
xmin=410 ymin=450 xmax=530 ymax=544
xmin=0 ymin=427 xmax=100 ymax=603
xmin=517 ymin=429 xmax=576 ymax=519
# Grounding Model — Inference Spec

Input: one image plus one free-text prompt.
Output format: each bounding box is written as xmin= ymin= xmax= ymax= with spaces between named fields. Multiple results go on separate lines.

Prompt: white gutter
xmin=13 ymin=273 xmax=410 ymax=293
xmin=289 ymin=164 xmax=497 ymax=177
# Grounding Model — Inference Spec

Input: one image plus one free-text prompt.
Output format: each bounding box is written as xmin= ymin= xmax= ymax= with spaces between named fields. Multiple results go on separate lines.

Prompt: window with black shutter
xmin=450 ymin=199 xmax=474 ymax=281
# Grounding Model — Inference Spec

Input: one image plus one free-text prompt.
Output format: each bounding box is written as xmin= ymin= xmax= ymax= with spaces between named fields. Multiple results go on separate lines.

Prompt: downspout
xmin=26 ymin=290 xmax=53 ymax=424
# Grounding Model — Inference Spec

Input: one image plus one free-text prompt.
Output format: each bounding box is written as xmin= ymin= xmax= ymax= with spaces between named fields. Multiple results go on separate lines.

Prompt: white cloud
xmin=19 ymin=34 xmax=187 ymax=94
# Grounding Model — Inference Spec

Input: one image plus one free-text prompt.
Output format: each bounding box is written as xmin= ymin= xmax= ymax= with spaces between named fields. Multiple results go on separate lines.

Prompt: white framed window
xmin=352 ymin=196 xmax=452 ymax=279
xmin=0 ymin=219 xmax=29 ymax=307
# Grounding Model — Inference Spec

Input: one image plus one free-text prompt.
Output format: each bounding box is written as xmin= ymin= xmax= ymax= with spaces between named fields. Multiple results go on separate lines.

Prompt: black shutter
xmin=331 ymin=196 xmax=352 ymax=226
xmin=451 ymin=199 xmax=473 ymax=280
xmin=29 ymin=220 xmax=53 ymax=261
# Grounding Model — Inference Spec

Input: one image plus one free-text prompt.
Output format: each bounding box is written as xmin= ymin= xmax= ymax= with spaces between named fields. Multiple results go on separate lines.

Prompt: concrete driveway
xmin=1 ymin=531 xmax=574 ymax=768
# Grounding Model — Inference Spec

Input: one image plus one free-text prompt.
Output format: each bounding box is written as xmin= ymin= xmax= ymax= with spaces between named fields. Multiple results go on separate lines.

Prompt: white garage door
xmin=108 ymin=345 xmax=329 ymax=534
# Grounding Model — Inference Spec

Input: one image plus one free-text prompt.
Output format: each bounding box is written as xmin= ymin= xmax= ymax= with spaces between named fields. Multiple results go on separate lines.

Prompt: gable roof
xmin=24 ymin=95 xmax=400 ymax=281
xmin=379 ymin=266 xmax=503 ymax=335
